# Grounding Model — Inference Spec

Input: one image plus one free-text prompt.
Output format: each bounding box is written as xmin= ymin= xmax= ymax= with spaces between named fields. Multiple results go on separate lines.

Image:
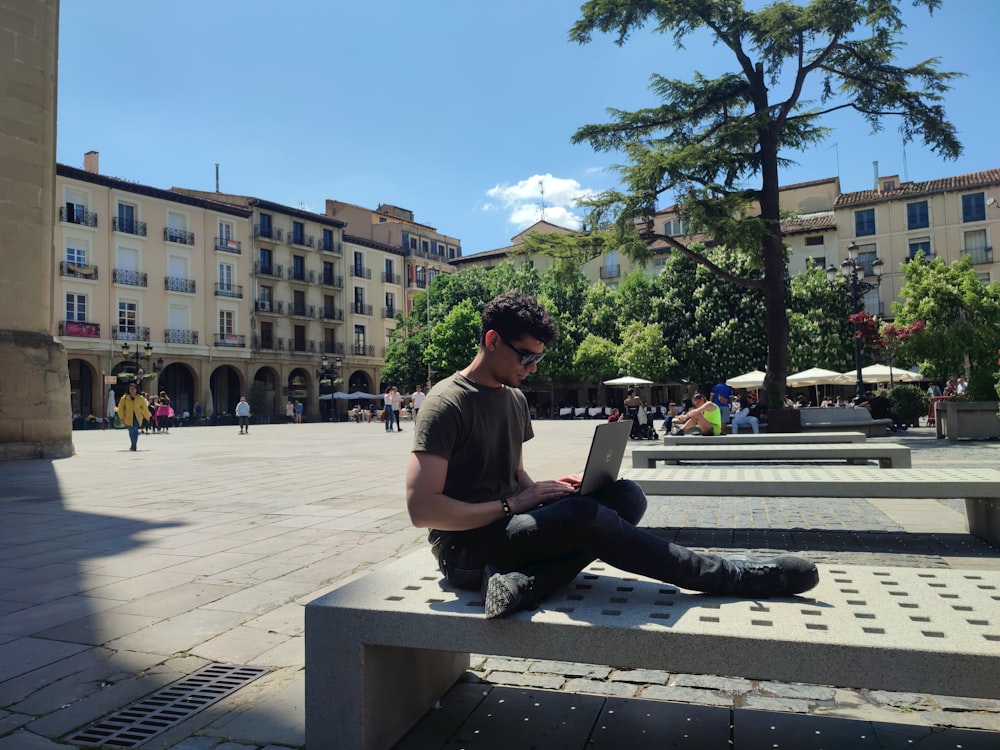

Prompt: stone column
xmin=0 ymin=0 xmax=73 ymax=460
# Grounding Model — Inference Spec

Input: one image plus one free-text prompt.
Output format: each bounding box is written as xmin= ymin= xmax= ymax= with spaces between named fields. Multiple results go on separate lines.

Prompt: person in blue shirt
xmin=710 ymin=378 xmax=736 ymax=426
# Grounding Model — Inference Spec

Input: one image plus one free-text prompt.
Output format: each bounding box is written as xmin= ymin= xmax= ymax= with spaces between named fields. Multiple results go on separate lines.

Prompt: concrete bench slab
xmin=622 ymin=466 xmax=1000 ymax=547
xmin=798 ymin=407 xmax=893 ymax=437
xmin=662 ymin=431 xmax=867 ymax=446
xmin=632 ymin=442 xmax=911 ymax=468
xmin=305 ymin=549 xmax=1000 ymax=750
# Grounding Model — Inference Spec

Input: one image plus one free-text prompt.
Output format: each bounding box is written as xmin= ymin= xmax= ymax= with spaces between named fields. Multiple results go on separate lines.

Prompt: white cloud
xmin=485 ymin=173 xmax=596 ymax=232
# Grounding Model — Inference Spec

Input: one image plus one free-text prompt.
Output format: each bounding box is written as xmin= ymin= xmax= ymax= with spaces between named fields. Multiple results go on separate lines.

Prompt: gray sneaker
xmin=482 ymin=566 xmax=536 ymax=619
xmin=728 ymin=554 xmax=819 ymax=598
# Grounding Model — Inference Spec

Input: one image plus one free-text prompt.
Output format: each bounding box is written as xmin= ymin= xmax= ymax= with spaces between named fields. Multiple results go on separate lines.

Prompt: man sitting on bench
xmin=671 ymin=392 xmax=723 ymax=435
xmin=405 ymin=292 xmax=819 ymax=619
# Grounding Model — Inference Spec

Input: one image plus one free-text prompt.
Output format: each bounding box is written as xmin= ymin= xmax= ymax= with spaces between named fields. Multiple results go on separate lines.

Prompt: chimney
xmin=83 ymin=151 xmax=99 ymax=174
xmin=873 ymin=160 xmax=879 ymax=191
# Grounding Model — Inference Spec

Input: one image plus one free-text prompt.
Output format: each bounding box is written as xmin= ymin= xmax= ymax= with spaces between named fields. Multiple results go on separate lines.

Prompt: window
xmin=219 ymin=309 xmax=234 ymax=335
xmin=908 ymin=237 xmax=931 ymax=261
xmin=294 ymin=324 xmax=306 ymax=351
xmin=807 ymin=256 xmax=826 ymax=269
xmin=65 ymin=188 xmax=88 ymax=223
xmin=322 ymin=227 xmax=333 ymax=250
xmin=663 ymin=218 xmax=688 ymax=236
xmin=410 ymin=236 xmax=418 ymax=250
xmin=218 ymin=219 xmax=233 ymax=241
xmin=259 ymin=212 xmax=272 ymax=236
xmin=805 ymin=236 xmax=824 ymax=246
xmin=260 ymin=285 xmax=273 ymax=304
xmin=421 ymin=240 xmax=429 ymax=253
xmin=385 ymin=258 xmax=393 ymax=277
xmin=854 ymin=208 xmax=876 ymax=236
xmin=66 ymin=243 xmax=87 ymax=266
xmin=354 ymin=324 xmax=366 ymax=352
xmin=856 ymin=245 xmax=878 ymax=276
xmin=219 ymin=262 xmax=234 ymax=291
xmin=292 ymin=221 xmax=305 ymax=245
xmin=118 ymin=300 xmax=137 ymax=334
xmin=964 ymin=229 xmax=991 ymax=264
xmin=116 ymin=201 xmax=142 ymax=234
xmin=293 ymin=255 xmax=305 ymax=279
xmin=166 ymin=211 xmax=187 ymax=243
xmin=66 ymin=293 xmax=86 ymax=322
xmin=259 ymin=247 xmax=272 ymax=274
xmin=907 ymin=201 xmax=929 ymax=230
xmin=354 ymin=287 xmax=364 ymax=307
xmin=416 ymin=266 xmax=426 ymax=284
xmin=353 ymin=251 xmax=363 ymax=272
xmin=385 ymin=292 xmax=395 ymax=314
xmin=260 ymin=321 xmax=274 ymax=349
xmin=962 ymin=193 xmax=986 ymax=223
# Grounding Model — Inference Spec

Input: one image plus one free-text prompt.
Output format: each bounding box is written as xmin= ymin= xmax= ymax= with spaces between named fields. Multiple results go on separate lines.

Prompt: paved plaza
xmin=2 ymin=420 xmax=1000 ymax=749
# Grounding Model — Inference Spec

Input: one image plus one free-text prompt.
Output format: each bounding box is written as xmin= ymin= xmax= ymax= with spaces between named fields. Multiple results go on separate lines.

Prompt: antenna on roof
xmin=538 ymin=179 xmax=546 ymax=221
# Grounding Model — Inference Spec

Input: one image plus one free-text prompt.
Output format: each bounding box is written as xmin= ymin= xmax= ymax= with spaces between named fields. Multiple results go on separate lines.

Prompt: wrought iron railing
xmin=164 ymin=276 xmax=196 ymax=293
xmin=321 ymin=306 xmax=344 ymax=321
xmin=112 ymin=217 xmax=147 ymax=236
xmin=353 ymin=302 xmax=373 ymax=316
xmin=164 ymin=329 xmax=199 ymax=344
xmin=113 ymin=269 xmax=148 ymax=287
xmin=164 ymin=227 xmax=195 ymax=245
xmin=349 ymin=265 xmax=372 ymax=279
xmin=59 ymin=206 xmax=99 ymax=227
xmin=215 ymin=237 xmax=241 ymax=254
xmin=60 ymin=261 xmax=98 ymax=280
xmin=381 ymin=271 xmax=401 ymax=285
xmin=112 ymin=326 xmax=150 ymax=341
xmin=214 ymin=283 xmax=243 ymax=298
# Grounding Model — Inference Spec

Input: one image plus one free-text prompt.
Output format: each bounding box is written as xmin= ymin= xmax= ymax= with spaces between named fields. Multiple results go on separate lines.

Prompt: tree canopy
xmin=568 ymin=0 xmax=961 ymax=407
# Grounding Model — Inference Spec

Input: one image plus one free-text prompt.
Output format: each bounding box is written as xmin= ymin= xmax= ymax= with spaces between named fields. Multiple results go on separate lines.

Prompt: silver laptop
xmin=573 ymin=420 xmax=632 ymax=496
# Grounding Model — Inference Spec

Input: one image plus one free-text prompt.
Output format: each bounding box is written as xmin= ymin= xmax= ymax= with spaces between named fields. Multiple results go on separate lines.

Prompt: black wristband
xmin=500 ymin=497 xmax=513 ymax=519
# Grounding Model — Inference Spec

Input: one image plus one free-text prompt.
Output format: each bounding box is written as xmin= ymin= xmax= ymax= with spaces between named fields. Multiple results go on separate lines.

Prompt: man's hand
xmin=512 ymin=478 xmax=577 ymax=512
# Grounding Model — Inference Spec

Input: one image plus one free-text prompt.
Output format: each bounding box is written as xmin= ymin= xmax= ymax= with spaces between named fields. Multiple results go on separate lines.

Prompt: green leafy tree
xmin=423 ymin=299 xmax=481 ymax=379
xmin=787 ymin=262 xmax=854 ymax=372
xmin=574 ymin=333 xmax=620 ymax=386
xmin=618 ymin=321 xmax=677 ymax=383
xmin=539 ymin=265 xmax=589 ymax=322
xmin=893 ymin=255 xmax=1000 ymax=400
xmin=581 ymin=283 xmax=623 ymax=342
xmin=381 ymin=326 xmax=431 ymax=391
xmin=617 ymin=270 xmax=657 ymax=325
xmin=569 ymin=0 xmax=961 ymax=406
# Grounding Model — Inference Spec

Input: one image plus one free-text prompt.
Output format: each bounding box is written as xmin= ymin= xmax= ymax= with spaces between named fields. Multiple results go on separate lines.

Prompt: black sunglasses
xmin=496 ymin=334 xmax=546 ymax=365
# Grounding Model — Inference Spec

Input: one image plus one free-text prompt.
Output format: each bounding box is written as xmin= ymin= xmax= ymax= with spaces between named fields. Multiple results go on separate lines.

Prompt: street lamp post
xmin=827 ymin=242 xmax=884 ymax=401
xmin=317 ymin=354 xmax=343 ymax=421
xmin=120 ymin=341 xmax=162 ymax=385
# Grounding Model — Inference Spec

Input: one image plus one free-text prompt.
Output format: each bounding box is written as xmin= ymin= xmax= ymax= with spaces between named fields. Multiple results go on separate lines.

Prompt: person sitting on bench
xmin=671 ymin=392 xmax=722 ymax=435
xmin=405 ymin=292 xmax=818 ymax=620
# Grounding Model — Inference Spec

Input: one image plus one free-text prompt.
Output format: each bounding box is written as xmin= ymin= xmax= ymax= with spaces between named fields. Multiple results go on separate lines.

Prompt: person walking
xmin=384 ymin=387 xmax=396 ymax=433
xmin=117 ymin=382 xmax=151 ymax=452
xmin=235 ymin=396 xmax=251 ymax=435
xmin=405 ymin=291 xmax=818 ymax=620
xmin=411 ymin=385 xmax=425 ymax=420
xmin=391 ymin=386 xmax=404 ymax=432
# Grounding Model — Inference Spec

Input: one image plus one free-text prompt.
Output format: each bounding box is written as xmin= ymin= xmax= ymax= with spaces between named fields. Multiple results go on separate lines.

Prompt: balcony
xmin=252 ymin=334 xmax=282 ymax=351
xmin=412 ymin=278 xmax=427 ymax=289
xmin=59 ymin=206 xmax=98 ymax=227
xmin=288 ymin=302 xmax=316 ymax=318
xmin=164 ymin=227 xmax=195 ymax=245
xmin=965 ymin=246 xmax=994 ymax=265
xmin=215 ymin=237 xmax=242 ymax=254
xmin=113 ymin=269 xmax=148 ymax=287
xmin=254 ymin=224 xmax=284 ymax=243
xmin=352 ymin=344 xmax=375 ymax=357
xmin=253 ymin=261 xmax=284 ymax=279
xmin=255 ymin=299 xmax=283 ymax=314
xmin=382 ymin=306 xmax=397 ymax=319
xmin=350 ymin=265 xmax=372 ymax=280
xmin=323 ymin=341 xmax=346 ymax=355
xmin=60 ymin=261 xmax=98 ymax=280
xmin=321 ymin=306 xmax=344 ymax=321
xmin=288 ymin=268 xmax=316 ymax=284
xmin=599 ymin=264 xmax=621 ymax=280
xmin=352 ymin=302 xmax=373 ymax=316
xmin=321 ymin=272 xmax=343 ymax=288
xmin=112 ymin=217 xmax=147 ymax=237
xmin=165 ymin=276 xmax=196 ymax=294
xmin=214 ymin=333 xmax=246 ymax=348
xmin=290 ymin=339 xmax=319 ymax=353
xmin=382 ymin=271 xmax=401 ymax=285
xmin=59 ymin=320 xmax=100 ymax=338
xmin=288 ymin=233 xmax=315 ymax=249
xmin=215 ymin=283 xmax=243 ymax=298
xmin=164 ymin=329 xmax=199 ymax=345
xmin=319 ymin=238 xmax=342 ymax=255
xmin=112 ymin=326 xmax=150 ymax=341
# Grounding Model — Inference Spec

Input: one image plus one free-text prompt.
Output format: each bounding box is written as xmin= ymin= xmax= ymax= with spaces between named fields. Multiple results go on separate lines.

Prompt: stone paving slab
xmin=0 ymin=423 xmax=999 ymax=748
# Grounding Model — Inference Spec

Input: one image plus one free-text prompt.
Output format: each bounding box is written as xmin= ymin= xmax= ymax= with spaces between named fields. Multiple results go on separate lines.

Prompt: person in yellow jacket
xmin=117 ymin=381 xmax=151 ymax=451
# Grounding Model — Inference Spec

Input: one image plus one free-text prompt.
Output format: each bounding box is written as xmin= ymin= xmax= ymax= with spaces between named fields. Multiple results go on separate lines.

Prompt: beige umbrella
xmin=726 ymin=369 xmax=766 ymax=389
xmin=845 ymin=364 xmax=924 ymax=387
xmin=788 ymin=367 xmax=850 ymax=405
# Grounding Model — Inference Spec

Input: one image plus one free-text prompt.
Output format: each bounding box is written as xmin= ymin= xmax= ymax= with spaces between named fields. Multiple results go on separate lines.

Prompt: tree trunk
xmin=758 ymin=136 xmax=789 ymax=409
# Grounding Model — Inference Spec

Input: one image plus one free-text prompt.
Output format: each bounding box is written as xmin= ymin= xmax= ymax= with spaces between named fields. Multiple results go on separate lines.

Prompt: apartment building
xmin=56 ymin=154 xmax=253 ymax=422
xmin=325 ymin=200 xmax=460 ymax=314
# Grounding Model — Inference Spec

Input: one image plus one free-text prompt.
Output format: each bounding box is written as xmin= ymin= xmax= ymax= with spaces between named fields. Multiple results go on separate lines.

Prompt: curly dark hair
xmin=480 ymin=291 xmax=558 ymax=346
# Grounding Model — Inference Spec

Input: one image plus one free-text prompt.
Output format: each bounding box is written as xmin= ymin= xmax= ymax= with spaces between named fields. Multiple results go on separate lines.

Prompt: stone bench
xmin=632 ymin=442 xmax=911 ymax=468
xmin=304 ymin=549 xmax=1000 ymax=750
xmin=622 ymin=466 xmax=1000 ymax=547
xmin=798 ymin=407 xmax=893 ymax=437
xmin=661 ymin=431 xmax=867 ymax=445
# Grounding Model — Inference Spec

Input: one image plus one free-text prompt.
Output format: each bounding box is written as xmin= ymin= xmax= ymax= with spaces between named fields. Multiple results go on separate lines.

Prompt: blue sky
xmin=57 ymin=1 xmax=999 ymax=255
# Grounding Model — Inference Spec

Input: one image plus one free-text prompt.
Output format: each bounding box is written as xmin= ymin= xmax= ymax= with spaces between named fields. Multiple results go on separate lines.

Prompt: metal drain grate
xmin=64 ymin=663 xmax=268 ymax=748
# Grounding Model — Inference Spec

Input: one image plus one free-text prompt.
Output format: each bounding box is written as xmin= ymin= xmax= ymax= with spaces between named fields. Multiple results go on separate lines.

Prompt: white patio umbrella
xmin=726 ymin=370 xmax=766 ymax=389
xmin=602 ymin=376 xmax=653 ymax=386
xmin=844 ymin=364 xmax=924 ymax=386
xmin=787 ymin=367 xmax=850 ymax=405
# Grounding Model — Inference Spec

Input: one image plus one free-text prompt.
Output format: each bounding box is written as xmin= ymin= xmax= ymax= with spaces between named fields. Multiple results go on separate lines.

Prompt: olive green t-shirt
xmin=412 ymin=371 xmax=533 ymax=506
